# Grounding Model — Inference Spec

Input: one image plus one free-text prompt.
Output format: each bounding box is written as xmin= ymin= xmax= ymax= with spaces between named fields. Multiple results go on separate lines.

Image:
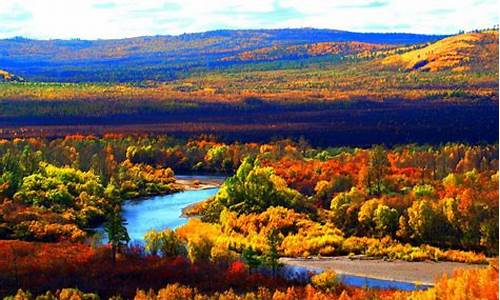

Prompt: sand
xmin=174 ymin=177 xmax=224 ymax=191
xmin=281 ymin=256 xmax=488 ymax=285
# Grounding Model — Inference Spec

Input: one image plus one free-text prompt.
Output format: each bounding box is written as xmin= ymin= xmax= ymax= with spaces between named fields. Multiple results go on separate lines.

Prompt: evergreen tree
xmin=263 ymin=229 xmax=283 ymax=278
xmin=242 ymin=246 xmax=261 ymax=274
xmin=104 ymin=208 xmax=130 ymax=265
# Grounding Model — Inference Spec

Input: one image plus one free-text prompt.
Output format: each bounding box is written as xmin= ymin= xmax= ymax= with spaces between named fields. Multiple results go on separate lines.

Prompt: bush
xmin=311 ymin=271 xmax=340 ymax=290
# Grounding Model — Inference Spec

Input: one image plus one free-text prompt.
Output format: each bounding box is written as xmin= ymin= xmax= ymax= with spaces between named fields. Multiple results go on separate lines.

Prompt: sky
xmin=0 ymin=0 xmax=498 ymax=39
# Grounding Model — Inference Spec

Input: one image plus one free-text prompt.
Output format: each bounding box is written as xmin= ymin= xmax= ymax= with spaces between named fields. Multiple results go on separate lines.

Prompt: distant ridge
xmin=220 ymin=41 xmax=394 ymax=62
xmin=0 ymin=28 xmax=447 ymax=82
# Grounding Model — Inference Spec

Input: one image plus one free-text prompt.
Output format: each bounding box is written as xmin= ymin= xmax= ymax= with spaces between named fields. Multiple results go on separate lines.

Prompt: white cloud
xmin=0 ymin=0 xmax=497 ymax=39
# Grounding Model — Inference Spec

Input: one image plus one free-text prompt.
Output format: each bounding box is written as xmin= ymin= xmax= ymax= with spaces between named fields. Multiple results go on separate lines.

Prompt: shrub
xmin=311 ymin=271 xmax=340 ymax=290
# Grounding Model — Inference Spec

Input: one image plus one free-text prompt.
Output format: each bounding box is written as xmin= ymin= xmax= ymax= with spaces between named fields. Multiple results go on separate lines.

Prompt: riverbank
xmin=174 ymin=175 xmax=225 ymax=191
xmin=281 ymin=256 xmax=489 ymax=286
xmin=172 ymin=175 xmax=224 ymax=217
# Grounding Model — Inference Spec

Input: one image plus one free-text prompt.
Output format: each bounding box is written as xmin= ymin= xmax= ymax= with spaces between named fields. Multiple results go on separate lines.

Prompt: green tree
xmin=144 ymin=228 xmax=185 ymax=257
xmin=330 ymin=187 xmax=363 ymax=232
xmin=242 ymin=246 xmax=262 ymax=274
xmin=412 ymin=184 xmax=436 ymax=199
xmin=214 ymin=157 xmax=306 ymax=215
xmin=263 ymin=229 xmax=283 ymax=278
xmin=373 ymin=204 xmax=399 ymax=236
xmin=13 ymin=163 xmax=107 ymax=226
xmin=104 ymin=208 xmax=130 ymax=265
xmin=407 ymin=200 xmax=436 ymax=242
xmin=368 ymin=145 xmax=389 ymax=196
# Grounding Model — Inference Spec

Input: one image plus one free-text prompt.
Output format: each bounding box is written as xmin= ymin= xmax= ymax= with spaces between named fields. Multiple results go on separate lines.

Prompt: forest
xmin=0 ymin=135 xmax=497 ymax=299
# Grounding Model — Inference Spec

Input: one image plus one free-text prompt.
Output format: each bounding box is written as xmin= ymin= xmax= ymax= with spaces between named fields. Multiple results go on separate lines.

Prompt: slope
xmin=378 ymin=31 xmax=499 ymax=72
xmin=220 ymin=41 xmax=393 ymax=62
xmin=0 ymin=28 xmax=446 ymax=82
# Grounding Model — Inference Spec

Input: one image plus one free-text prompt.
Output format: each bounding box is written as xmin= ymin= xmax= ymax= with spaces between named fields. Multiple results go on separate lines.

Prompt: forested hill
xmin=377 ymin=30 xmax=499 ymax=72
xmin=0 ymin=69 xmax=23 ymax=82
xmin=0 ymin=28 xmax=446 ymax=82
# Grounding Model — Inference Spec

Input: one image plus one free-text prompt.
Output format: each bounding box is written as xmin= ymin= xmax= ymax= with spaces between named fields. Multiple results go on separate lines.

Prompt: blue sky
xmin=0 ymin=0 xmax=498 ymax=39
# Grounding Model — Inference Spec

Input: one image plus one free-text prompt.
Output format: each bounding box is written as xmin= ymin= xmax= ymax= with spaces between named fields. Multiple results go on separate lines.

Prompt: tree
xmin=13 ymin=162 xmax=108 ymax=227
xmin=214 ymin=157 xmax=306 ymax=215
xmin=368 ymin=145 xmax=389 ymax=196
xmin=412 ymin=184 xmax=436 ymax=199
xmin=357 ymin=198 xmax=379 ymax=232
xmin=242 ymin=246 xmax=261 ymax=274
xmin=263 ymin=229 xmax=283 ymax=278
xmin=373 ymin=204 xmax=399 ymax=236
xmin=407 ymin=200 xmax=436 ymax=242
xmin=144 ymin=228 xmax=185 ymax=257
xmin=104 ymin=208 xmax=130 ymax=265
xmin=330 ymin=187 xmax=363 ymax=232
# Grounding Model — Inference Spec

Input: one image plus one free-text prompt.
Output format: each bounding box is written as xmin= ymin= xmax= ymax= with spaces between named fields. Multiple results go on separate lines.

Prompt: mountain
xmin=220 ymin=41 xmax=393 ymax=62
xmin=378 ymin=31 xmax=499 ymax=72
xmin=0 ymin=28 xmax=447 ymax=82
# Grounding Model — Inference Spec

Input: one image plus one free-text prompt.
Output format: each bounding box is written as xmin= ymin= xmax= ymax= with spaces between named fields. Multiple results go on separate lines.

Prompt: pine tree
xmin=104 ymin=207 xmax=130 ymax=265
xmin=242 ymin=246 xmax=261 ymax=274
xmin=263 ymin=229 xmax=283 ymax=278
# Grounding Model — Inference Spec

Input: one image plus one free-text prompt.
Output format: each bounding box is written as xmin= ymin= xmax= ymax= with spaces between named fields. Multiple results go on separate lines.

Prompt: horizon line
xmin=0 ymin=26 xmax=463 ymax=42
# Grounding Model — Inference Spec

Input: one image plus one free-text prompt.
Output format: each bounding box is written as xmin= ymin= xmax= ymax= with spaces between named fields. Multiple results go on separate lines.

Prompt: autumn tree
xmin=144 ymin=228 xmax=186 ymax=257
xmin=330 ymin=187 xmax=364 ymax=233
xmin=407 ymin=200 xmax=438 ymax=243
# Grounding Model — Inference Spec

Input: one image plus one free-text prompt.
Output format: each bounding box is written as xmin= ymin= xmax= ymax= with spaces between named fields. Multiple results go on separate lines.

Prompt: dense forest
xmin=0 ymin=135 xmax=497 ymax=298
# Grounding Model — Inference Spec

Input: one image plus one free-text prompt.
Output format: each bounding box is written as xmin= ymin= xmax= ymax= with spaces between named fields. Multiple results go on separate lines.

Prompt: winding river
xmin=114 ymin=175 xmax=435 ymax=291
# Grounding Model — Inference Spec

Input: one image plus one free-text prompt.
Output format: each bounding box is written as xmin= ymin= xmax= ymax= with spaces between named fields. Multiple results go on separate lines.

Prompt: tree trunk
xmin=111 ymin=244 xmax=116 ymax=266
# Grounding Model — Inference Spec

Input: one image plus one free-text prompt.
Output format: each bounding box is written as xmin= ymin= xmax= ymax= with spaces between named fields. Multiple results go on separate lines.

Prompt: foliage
xmin=104 ymin=208 xmax=130 ymax=264
xmin=0 ymin=136 xmax=496 ymax=263
xmin=7 ymin=263 xmax=498 ymax=299
xmin=211 ymin=157 xmax=308 ymax=216
xmin=0 ymin=28 xmax=446 ymax=82
xmin=144 ymin=228 xmax=186 ymax=257
xmin=14 ymin=162 xmax=108 ymax=226
xmin=310 ymin=271 xmax=341 ymax=291
xmin=263 ymin=229 xmax=283 ymax=278
xmin=387 ymin=263 xmax=499 ymax=300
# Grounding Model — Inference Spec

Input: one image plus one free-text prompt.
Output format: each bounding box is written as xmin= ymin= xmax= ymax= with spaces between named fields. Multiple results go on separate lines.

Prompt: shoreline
xmin=175 ymin=176 xmax=224 ymax=217
xmin=174 ymin=176 xmax=225 ymax=191
xmin=281 ymin=256 xmax=489 ymax=286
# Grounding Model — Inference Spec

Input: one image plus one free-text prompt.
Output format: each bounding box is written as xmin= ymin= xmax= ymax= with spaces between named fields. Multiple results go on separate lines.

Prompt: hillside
xmin=378 ymin=31 xmax=499 ymax=72
xmin=0 ymin=32 xmax=497 ymax=105
xmin=0 ymin=69 xmax=22 ymax=82
xmin=0 ymin=28 xmax=446 ymax=82
xmin=220 ymin=41 xmax=393 ymax=62
xmin=0 ymin=30 xmax=496 ymax=159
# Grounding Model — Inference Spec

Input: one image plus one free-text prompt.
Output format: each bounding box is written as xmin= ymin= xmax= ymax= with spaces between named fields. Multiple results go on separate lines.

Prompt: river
xmin=111 ymin=175 xmax=441 ymax=291
xmin=123 ymin=187 xmax=219 ymax=242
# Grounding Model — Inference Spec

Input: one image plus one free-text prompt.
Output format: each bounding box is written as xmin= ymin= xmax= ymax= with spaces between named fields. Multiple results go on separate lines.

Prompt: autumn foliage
xmin=0 ymin=135 xmax=497 ymax=299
